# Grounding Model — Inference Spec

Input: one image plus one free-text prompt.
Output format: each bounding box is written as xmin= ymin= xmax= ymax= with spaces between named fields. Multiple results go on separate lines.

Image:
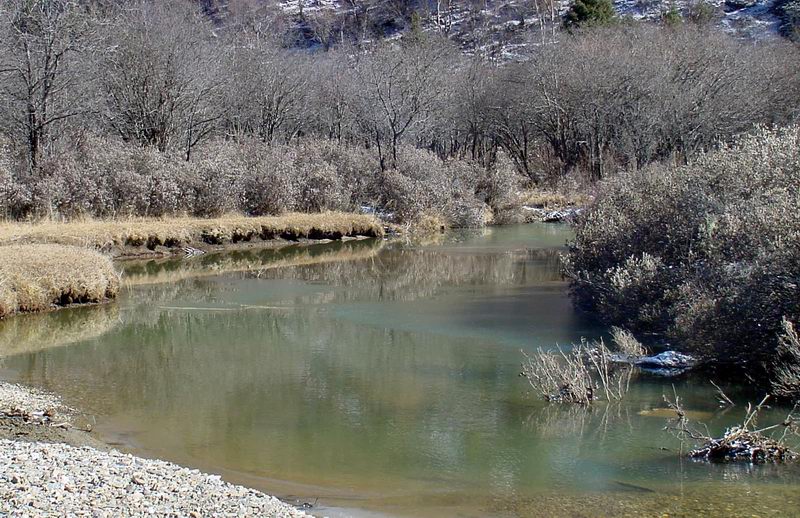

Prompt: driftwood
xmin=664 ymin=390 xmax=800 ymax=463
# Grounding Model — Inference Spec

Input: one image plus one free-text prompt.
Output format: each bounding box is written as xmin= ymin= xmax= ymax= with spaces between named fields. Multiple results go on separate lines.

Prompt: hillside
xmin=200 ymin=0 xmax=791 ymax=56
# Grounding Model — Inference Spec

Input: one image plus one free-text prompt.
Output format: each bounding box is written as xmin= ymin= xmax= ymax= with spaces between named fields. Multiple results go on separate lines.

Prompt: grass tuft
xmin=0 ymin=245 xmax=120 ymax=319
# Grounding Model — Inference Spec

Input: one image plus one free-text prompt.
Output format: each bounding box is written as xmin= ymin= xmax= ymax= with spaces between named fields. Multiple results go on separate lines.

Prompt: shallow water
xmin=2 ymin=225 xmax=799 ymax=517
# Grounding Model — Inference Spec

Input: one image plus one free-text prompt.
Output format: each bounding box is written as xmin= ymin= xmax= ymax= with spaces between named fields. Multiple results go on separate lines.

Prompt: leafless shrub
xmin=450 ymin=202 xmax=491 ymax=229
xmin=664 ymin=391 xmax=800 ymax=462
xmin=293 ymin=141 xmax=356 ymax=212
xmin=240 ymin=150 xmax=299 ymax=216
xmin=774 ymin=319 xmax=800 ymax=401
xmin=477 ymin=152 xmax=522 ymax=212
xmin=610 ymin=326 xmax=647 ymax=358
xmin=521 ymin=338 xmax=633 ymax=405
xmin=188 ymin=150 xmax=244 ymax=218
xmin=380 ymin=147 xmax=496 ymax=227
xmin=567 ymin=126 xmax=800 ymax=381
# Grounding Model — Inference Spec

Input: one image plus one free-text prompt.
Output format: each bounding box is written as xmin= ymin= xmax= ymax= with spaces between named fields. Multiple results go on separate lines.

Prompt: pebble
xmin=0 ymin=382 xmax=70 ymax=420
xmin=0 ymin=439 xmax=310 ymax=517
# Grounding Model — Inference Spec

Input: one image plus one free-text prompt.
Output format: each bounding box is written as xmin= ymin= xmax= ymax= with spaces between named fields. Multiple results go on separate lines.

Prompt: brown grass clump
xmin=0 ymin=212 xmax=384 ymax=258
xmin=610 ymin=326 xmax=647 ymax=358
xmin=407 ymin=213 xmax=449 ymax=235
xmin=521 ymin=189 xmax=593 ymax=209
xmin=0 ymin=245 xmax=120 ymax=319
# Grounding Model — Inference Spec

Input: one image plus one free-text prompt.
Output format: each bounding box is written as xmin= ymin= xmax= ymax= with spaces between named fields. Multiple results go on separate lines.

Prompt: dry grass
xmin=610 ymin=327 xmax=647 ymax=358
xmin=0 ymin=212 xmax=384 ymax=258
xmin=521 ymin=189 xmax=593 ymax=209
xmin=407 ymin=213 xmax=449 ymax=234
xmin=521 ymin=339 xmax=633 ymax=405
xmin=0 ymin=245 xmax=120 ymax=319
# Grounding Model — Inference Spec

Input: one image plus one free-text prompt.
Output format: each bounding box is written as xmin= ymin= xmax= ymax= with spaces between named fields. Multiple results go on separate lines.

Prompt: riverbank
xmin=0 ymin=244 xmax=119 ymax=319
xmin=0 ymin=381 xmax=309 ymax=517
xmin=0 ymin=205 xmax=585 ymax=319
xmin=0 ymin=212 xmax=385 ymax=260
xmin=0 ymin=211 xmax=385 ymax=319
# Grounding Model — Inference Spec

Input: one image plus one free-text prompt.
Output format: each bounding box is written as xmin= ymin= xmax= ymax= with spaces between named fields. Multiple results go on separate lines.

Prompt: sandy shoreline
xmin=0 ymin=381 xmax=310 ymax=517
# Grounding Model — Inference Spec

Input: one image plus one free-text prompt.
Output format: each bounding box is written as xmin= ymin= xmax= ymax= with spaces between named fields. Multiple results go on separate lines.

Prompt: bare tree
xmin=98 ymin=1 xmax=221 ymax=159
xmin=307 ymin=51 xmax=358 ymax=142
xmin=351 ymin=37 xmax=455 ymax=170
xmin=221 ymin=37 xmax=310 ymax=144
xmin=0 ymin=0 xmax=93 ymax=173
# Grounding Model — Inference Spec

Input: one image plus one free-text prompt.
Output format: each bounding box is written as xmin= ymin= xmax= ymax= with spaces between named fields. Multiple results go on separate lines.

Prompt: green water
xmin=1 ymin=225 xmax=799 ymax=517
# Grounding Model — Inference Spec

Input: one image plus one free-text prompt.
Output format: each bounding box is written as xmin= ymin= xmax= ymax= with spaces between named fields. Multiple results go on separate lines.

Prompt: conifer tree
xmin=563 ymin=0 xmax=616 ymax=28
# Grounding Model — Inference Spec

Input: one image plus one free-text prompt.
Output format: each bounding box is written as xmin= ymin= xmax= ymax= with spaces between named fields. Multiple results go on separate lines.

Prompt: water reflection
xmin=122 ymin=238 xmax=385 ymax=286
xmin=2 ymin=224 xmax=799 ymax=518
xmin=0 ymin=304 xmax=120 ymax=358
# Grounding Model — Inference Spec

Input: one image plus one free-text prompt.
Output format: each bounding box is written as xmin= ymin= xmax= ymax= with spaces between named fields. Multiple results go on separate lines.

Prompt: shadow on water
xmin=2 ymin=224 xmax=799 ymax=517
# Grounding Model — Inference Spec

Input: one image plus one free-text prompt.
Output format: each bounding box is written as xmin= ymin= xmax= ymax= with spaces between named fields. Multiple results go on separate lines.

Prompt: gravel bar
xmin=0 ymin=382 xmax=309 ymax=517
xmin=0 ymin=440 xmax=310 ymax=517
xmin=0 ymin=383 xmax=68 ymax=418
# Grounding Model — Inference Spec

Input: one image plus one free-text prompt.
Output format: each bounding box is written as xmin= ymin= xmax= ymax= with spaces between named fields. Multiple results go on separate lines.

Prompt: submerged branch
xmin=664 ymin=389 xmax=800 ymax=463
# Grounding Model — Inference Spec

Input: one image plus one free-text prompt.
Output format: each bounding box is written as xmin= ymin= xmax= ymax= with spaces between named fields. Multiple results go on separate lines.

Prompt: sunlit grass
xmin=0 ymin=212 xmax=384 ymax=256
xmin=0 ymin=244 xmax=120 ymax=319
xmin=520 ymin=189 xmax=593 ymax=209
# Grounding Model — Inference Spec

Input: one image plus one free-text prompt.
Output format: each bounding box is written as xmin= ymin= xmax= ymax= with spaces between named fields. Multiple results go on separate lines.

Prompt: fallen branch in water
xmin=664 ymin=389 xmax=800 ymax=463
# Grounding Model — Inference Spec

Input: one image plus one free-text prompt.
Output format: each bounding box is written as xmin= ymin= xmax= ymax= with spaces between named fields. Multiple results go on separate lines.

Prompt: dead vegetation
xmin=521 ymin=337 xmax=635 ymax=405
xmin=0 ymin=244 xmax=120 ymax=319
xmin=610 ymin=326 xmax=647 ymax=358
xmin=774 ymin=319 xmax=800 ymax=400
xmin=664 ymin=391 xmax=800 ymax=463
xmin=0 ymin=212 xmax=384 ymax=259
xmin=520 ymin=189 xmax=593 ymax=210
xmin=566 ymin=126 xmax=800 ymax=393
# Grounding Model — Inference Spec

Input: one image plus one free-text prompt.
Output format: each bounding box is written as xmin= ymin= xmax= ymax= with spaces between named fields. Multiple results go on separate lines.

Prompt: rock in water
xmin=636 ymin=351 xmax=696 ymax=369
xmin=543 ymin=207 xmax=583 ymax=223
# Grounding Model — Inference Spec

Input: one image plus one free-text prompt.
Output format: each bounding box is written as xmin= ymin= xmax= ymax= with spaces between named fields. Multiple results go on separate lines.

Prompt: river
xmin=1 ymin=224 xmax=798 ymax=517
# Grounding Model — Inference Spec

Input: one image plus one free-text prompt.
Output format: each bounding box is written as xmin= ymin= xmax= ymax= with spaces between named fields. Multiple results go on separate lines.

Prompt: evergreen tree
xmin=662 ymin=1 xmax=683 ymax=26
xmin=563 ymin=0 xmax=617 ymax=29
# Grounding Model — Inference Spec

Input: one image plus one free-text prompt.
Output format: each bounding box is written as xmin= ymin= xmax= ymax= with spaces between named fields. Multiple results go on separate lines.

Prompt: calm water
xmin=1 ymin=225 xmax=799 ymax=517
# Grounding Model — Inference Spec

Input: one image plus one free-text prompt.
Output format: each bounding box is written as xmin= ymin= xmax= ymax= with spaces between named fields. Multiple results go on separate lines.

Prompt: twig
xmin=710 ymin=380 xmax=734 ymax=407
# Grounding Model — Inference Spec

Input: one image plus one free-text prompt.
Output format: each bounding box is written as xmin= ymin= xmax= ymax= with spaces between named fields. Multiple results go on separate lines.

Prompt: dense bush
xmin=565 ymin=126 xmax=800 ymax=393
xmin=0 ymin=137 xmax=516 ymax=228
xmin=377 ymin=146 xmax=505 ymax=227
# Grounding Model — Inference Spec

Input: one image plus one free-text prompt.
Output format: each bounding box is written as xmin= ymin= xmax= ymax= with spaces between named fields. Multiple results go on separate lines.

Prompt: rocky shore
xmin=0 ymin=381 xmax=309 ymax=517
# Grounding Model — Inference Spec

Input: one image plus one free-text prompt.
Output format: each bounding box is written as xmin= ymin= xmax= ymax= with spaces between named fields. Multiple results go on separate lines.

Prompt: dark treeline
xmin=0 ymin=0 xmax=799 ymax=222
